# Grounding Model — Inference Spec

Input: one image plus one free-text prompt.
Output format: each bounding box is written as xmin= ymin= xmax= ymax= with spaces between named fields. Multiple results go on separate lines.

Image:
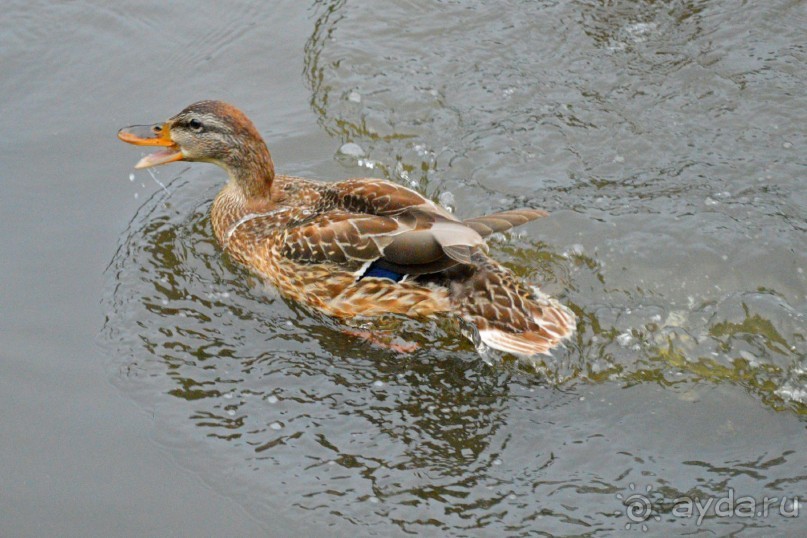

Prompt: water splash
xmin=146 ymin=167 xmax=171 ymax=196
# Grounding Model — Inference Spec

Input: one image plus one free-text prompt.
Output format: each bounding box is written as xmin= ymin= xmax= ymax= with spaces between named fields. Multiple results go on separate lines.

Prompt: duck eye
xmin=189 ymin=118 xmax=203 ymax=131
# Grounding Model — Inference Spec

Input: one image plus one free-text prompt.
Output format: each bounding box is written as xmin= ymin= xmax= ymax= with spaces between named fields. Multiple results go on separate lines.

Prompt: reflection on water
xmin=103 ymin=0 xmax=806 ymax=534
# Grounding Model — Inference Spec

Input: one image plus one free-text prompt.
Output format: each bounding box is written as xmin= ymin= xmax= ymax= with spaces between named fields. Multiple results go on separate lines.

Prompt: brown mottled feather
xmin=122 ymin=100 xmax=575 ymax=356
xmin=212 ymin=175 xmax=575 ymax=355
xmin=450 ymin=252 xmax=575 ymax=355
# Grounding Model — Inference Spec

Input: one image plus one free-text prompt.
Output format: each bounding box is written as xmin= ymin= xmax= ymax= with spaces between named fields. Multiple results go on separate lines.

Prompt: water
xmin=3 ymin=0 xmax=805 ymax=535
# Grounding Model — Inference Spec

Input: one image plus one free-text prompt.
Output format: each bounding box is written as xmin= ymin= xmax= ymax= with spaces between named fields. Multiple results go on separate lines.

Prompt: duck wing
xmin=328 ymin=179 xmax=548 ymax=234
xmin=281 ymin=208 xmax=486 ymax=276
xmin=327 ymin=178 xmax=456 ymax=219
xmin=283 ymin=179 xmax=547 ymax=276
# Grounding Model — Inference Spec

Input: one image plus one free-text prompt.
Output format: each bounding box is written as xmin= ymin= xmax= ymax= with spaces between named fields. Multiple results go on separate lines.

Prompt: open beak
xmin=117 ymin=123 xmax=184 ymax=169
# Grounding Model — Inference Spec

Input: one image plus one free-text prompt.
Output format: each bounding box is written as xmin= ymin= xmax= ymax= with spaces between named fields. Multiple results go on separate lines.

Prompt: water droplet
xmin=357 ymin=158 xmax=376 ymax=169
xmin=438 ymin=191 xmax=455 ymax=212
xmin=568 ymin=243 xmax=584 ymax=256
xmin=616 ymin=333 xmax=633 ymax=347
xmin=128 ymin=173 xmax=135 ymax=182
xmin=623 ymin=21 xmax=657 ymax=42
xmin=338 ymin=142 xmax=365 ymax=158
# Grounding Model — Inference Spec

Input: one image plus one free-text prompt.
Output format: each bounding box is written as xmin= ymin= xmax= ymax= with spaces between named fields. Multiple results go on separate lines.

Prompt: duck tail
xmin=462 ymin=208 xmax=548 ymax=238
xmin=450 ymin=252 xmax=575 ymax=356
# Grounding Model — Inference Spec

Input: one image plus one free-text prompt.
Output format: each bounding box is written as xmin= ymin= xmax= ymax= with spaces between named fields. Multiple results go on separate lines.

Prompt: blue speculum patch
xmin=361 ymin=261 xmax=405 ymax=282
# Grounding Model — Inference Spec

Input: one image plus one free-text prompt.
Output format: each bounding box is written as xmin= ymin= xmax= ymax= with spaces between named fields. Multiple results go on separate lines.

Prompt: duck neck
xmin=223 ymin=138 xmax=275 ymax=200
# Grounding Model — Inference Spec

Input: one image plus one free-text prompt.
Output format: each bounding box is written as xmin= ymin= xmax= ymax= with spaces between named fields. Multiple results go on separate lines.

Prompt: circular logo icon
xmin=615 ymin=483 xmax=661 ymax=531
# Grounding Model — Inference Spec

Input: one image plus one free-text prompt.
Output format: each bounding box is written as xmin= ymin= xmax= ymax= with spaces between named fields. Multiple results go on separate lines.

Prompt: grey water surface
xmin=2 ymin=0 xmax=805 ymax=536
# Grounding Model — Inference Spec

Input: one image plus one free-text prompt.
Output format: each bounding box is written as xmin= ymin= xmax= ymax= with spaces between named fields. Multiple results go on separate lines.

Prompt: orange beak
xmin=117 ymin=123 xmax=184 ymax=169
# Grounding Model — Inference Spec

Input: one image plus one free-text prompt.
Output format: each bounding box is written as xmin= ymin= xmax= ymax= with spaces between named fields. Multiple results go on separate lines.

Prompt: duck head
xmin=118 ymin=100 xmax=275 ymax=198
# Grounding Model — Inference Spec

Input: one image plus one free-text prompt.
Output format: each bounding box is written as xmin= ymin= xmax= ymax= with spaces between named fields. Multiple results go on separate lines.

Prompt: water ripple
xmin=100 ymin=0 xmax=806 ymax=533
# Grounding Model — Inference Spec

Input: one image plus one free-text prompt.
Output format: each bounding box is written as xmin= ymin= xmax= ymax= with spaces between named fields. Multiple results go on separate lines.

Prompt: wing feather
xmin=279 ymin=179 xmax=540 ymax=276
xmin=463 ymin=209 xmax=548 ymax=237
xmin=281 ymin=208 xmax=487 ymax=275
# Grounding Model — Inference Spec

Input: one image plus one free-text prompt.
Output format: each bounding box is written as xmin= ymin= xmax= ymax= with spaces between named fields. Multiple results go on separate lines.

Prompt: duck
xmin=118 ymin=100 xmax=575 ymax=356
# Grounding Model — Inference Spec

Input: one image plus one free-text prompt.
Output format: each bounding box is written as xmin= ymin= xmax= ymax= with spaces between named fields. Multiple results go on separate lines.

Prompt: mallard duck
xmin=118 ymin=100 xmax=575 ymax=355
